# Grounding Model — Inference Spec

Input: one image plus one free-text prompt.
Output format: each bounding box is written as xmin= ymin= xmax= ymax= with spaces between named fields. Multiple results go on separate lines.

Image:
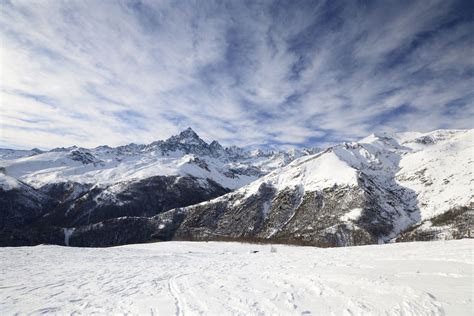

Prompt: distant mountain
xmin=0 ymin=128 xmax=320 ymax=245
xmin=0 ymin=127 xmax=319 ymax=190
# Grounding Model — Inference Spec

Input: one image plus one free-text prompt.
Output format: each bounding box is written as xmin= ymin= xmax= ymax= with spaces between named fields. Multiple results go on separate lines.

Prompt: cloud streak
xmin=1 ymin=0 xmax=473 ymax=149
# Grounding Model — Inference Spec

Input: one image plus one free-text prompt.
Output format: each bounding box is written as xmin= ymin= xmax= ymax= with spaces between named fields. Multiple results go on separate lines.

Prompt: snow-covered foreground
xmin=1 ymin=240 xmax=472 ymax=315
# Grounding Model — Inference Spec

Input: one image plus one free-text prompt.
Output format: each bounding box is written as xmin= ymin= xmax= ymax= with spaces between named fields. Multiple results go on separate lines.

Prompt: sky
xmin=0 ymin=0 xmax=473 ymax=150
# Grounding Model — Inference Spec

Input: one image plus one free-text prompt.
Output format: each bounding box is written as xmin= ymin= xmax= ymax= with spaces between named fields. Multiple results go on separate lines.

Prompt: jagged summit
xmin=180 ymin=127 xmax=199 ymax=138
xmin=1 ymin=127 xmax=321 ymax=162
xmin=209 ymin=140 xmax=223 ymax=149
xmin=168 ymin=127 xmax=204 ymax=144
xmin=160 ymin=128 xmax=222 ymax=157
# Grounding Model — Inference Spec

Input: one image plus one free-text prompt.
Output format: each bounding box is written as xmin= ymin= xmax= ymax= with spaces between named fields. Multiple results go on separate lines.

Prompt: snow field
xmin=0 ymin=239 xmax=472 ymax=315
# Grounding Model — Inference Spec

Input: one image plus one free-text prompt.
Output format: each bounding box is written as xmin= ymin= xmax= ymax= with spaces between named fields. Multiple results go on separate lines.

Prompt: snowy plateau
xmin=0 ymin=240 xmax=472 ymax=315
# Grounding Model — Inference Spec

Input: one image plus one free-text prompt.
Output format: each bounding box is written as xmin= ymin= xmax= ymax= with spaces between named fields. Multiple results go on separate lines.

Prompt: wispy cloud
xmin=1 ymin=0 xmax=472 ymax=149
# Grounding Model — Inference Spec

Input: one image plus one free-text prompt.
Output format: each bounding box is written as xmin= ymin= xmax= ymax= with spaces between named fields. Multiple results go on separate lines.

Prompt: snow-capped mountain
xmin=0 ymin=129 xmax=471 ymax=247
xmin=0 ymin=128 xmax=317 ymax=190
xmin=0 ymin=128 xmax=319 ymax=243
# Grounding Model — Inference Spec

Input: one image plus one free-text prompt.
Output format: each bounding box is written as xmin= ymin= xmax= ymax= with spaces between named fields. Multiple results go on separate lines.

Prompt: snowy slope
xmin=0 ymin=148 xmax=43 ymax=160
xmin=0 ymin=151 xmax=253 ymax=190
xmin=395 ymin=130 xmax=473 ymax=220
xmin=255 ymin=129 xmax=472 ymax=223
xmin=239 ymin=150 xmax=359 ymax=200
xmin=0 ymin=239 xmax=472 ymax=315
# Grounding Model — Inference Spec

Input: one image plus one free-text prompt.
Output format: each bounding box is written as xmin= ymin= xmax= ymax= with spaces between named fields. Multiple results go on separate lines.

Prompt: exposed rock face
xmin=161 ymin=176 xmax=409 ymax=248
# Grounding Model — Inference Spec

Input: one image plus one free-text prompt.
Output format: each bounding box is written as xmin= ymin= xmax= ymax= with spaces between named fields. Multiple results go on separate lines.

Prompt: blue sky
xmin=1 ymin=0 xmax=473 ymax=149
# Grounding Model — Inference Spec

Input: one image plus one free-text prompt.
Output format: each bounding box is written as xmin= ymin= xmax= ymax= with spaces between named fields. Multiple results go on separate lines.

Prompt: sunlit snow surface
xmin=1 ymin=240 xmax=472 ymax=315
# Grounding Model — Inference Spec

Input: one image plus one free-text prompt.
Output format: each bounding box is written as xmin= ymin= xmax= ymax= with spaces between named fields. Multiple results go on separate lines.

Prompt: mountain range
xmin=0 ymin=128 xmax=472 ymax=247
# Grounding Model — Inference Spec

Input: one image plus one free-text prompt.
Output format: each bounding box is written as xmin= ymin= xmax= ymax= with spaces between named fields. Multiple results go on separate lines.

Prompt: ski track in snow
xmin=0 ymin=240 xmax=472 ymax=315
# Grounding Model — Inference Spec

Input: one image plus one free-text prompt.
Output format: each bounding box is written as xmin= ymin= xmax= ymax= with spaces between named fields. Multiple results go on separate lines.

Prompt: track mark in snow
xmin=167 ymin=273 xmax=189 ymax=316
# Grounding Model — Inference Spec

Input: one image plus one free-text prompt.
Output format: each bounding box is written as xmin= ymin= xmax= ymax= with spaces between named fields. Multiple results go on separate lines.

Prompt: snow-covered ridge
xmin=0 ymin=148 xmax=43 ymax=160
xmin=0 ymin=128 xmax=320 ymax=190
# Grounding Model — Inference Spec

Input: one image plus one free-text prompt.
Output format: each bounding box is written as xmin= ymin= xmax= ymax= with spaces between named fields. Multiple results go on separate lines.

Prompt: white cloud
xmin=0 ymin=0 xmax=472 ymax=150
